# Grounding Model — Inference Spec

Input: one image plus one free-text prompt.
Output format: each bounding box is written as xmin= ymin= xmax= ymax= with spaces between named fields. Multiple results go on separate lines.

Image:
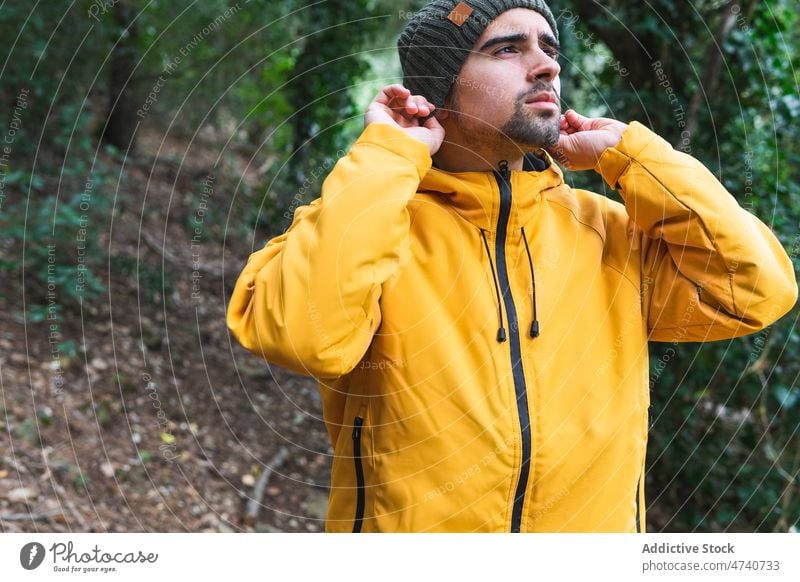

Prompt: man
xmin=227 ymin=0 xmax=797 ymax=532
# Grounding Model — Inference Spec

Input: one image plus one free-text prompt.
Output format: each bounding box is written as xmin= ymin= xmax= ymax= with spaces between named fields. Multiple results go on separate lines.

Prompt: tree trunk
xmin=101 ymin=0 xmax=139 ymax=152
xmin=684 ymin=2 xmax=740 ymax=140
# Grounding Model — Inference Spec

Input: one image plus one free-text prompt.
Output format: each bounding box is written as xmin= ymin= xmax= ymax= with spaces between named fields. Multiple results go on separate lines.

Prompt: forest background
xmin=0 ymin=0 xmax=797 ymax=533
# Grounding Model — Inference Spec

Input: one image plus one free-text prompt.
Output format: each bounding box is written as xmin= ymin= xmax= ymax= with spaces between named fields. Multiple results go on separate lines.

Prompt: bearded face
xmin=440 ymin=9 xmax=563 ymax=159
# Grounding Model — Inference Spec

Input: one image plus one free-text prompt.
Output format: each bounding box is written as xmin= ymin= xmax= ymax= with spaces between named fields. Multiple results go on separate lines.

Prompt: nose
xmin=525 ymin=47 xmax=560 ymax=83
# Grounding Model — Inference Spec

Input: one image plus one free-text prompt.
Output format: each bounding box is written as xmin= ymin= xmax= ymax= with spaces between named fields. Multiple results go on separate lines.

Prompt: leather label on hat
xmin=447 ymin=2 xmax=473 ymax=26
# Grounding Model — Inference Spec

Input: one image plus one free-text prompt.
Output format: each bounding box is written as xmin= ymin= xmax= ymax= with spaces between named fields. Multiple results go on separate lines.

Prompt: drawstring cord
xmin=521 ymin=226 xmax=540 ymax=338
xmin=481 ymin=227 xmax=540 ymax=343
xmin=481 ymin=154 xmax=546 ymax=343
xmin=480 ymin=229 xmax=507 ymax=343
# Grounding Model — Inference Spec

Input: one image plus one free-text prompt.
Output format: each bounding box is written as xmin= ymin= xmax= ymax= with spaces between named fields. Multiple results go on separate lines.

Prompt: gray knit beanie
xmin=398 ymin=0 xmax=559 ymax=108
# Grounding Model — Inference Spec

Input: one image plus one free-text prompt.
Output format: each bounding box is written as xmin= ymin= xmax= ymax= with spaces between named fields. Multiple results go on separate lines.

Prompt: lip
xmin=524 ymin=92 xmax=558 ymax=109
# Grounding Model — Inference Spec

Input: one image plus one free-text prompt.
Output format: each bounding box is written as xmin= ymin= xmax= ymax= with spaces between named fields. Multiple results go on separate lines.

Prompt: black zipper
xmin=493 ymin=160 xmax=532 ymax=533
xmin=638 ymin=406 xmax=651 ymax=532
xmin=352 ymin=416 xmax=365 ymax=533
xmin=635 ymin=474 xmax=641 ymax=533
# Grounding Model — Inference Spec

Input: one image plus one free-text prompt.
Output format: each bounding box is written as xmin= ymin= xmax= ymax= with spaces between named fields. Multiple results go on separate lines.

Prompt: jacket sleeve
xmin=227 ymin=123 xmax=432 ymax=377
xmin=595 ymin=121 xmax=798 ymax=341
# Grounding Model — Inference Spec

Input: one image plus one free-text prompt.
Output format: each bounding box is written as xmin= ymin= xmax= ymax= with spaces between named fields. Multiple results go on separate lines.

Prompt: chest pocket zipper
xmin=352 ymin=416 xmax=365 ymax=533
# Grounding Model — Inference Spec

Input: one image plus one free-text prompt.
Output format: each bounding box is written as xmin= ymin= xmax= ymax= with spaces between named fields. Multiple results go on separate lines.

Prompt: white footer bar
xmin=1 ymin=533 xmax=797 ymax=581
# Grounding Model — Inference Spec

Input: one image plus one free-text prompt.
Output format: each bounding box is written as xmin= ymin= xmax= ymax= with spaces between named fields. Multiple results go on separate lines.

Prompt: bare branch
xmin=0 ymin=510 xmax=63 ymax=522
xmin=244 ymin=447 xmax=290 ymax=526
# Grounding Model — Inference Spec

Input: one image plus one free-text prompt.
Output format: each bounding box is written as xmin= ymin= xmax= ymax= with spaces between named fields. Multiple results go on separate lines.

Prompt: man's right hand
xmin=365 ymin=85 xmax=445 ymax=156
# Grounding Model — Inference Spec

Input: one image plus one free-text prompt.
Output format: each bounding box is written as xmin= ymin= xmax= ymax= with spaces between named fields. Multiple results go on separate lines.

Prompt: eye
xmin=541 ymin=44 xmax=560 ymax=60
xmin=495 ymin=45 xmax=518 ymax=56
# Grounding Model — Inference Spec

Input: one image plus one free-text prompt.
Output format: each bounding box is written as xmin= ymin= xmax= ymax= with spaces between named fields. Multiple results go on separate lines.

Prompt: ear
xmin=436 ymin=93 xmax=454 ymax=121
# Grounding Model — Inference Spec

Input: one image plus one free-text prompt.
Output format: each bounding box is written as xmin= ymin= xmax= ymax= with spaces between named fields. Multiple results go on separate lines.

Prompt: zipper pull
xmin=498 ymin=159 xmax=510 ymax=180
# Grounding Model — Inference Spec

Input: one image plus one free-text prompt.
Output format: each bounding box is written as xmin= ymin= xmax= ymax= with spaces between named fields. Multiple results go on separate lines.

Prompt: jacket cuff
xmin=350 ymin=123 xmax=433 ymax=180
xmin=594 ymin=121 xmax=660 ymax=189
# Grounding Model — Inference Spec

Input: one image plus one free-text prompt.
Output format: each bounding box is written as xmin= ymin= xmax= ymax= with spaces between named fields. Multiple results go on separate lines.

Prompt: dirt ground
xmin=0 ymin=125 xmax=332 ymax=533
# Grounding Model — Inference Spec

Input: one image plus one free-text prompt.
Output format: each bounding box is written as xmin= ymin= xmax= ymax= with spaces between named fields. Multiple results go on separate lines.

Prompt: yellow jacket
xmin=227 ymin=121 xmax=797 ymax=532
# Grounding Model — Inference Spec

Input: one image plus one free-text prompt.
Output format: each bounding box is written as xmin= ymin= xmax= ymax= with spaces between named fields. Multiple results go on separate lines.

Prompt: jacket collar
xmin=418 ymin=150 xmax=565 ymax=232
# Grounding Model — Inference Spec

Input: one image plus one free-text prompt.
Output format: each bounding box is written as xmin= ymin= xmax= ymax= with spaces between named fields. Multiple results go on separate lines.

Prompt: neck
xmin=433 ymin=141 xmax=525 ymax=173
xmin=434 ymin=110 xmax=540 ymax=173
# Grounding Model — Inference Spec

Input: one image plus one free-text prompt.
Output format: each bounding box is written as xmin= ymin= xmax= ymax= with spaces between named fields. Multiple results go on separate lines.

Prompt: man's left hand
xmin=547 ymin=110 xmax=628 ymax=171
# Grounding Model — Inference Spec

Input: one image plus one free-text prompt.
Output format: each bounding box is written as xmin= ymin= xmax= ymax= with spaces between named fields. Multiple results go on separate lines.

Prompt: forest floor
xmin=0 ymin=123 xmax=332 ymax=532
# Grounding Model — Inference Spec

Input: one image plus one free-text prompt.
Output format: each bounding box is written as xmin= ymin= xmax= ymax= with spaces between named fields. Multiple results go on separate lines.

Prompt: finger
xmin=398 ymin=95 xmax=434 ymax=115
xmin=558 ymin=119 xmax=577 ymax=135
xmin=389 ymin=97 xmax=414 ymax=117
xmin=375 ymin=84 xmax=411 ymax=106
xmin=386 ymin=84 xmax=411 ymax=99
xmin=385 ymin=95 xmax=416 ymax=117
xmin=423 ymin=113 xmax=444 ymax=132
xmin=414 ymin=97 xmax=434 ymax=117
xmin=565 ymin=109 xmax=592 ymax=130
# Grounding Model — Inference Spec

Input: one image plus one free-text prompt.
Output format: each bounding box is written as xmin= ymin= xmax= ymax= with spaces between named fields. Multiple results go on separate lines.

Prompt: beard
xmin=500 ymin=88 xmax=561 ymax=149
xmin=451 ymin=82 xmax=561 ymax=151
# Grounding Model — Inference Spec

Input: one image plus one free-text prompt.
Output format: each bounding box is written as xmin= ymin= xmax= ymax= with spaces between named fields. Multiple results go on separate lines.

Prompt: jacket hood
xmin=417 ymin=150 xmax=566 ymax=232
